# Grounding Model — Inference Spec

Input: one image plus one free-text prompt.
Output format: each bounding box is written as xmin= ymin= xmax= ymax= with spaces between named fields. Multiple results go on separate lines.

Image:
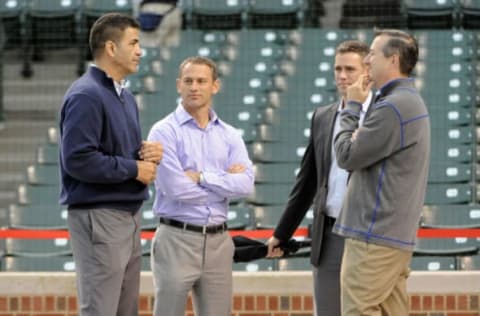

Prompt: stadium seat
xmin=278 ymin=256 xmax=311 ymax=271
xmin=253 ymin=162 xmax=299 ymax=184
xmin=251 ymin=141 xmax=305 ymax=163
xmin=425 ymin=183 xmax=473 ymax=205
xmin=16 ymin=184 xmax=60 ymax=205
xmin=5 ymin=238 xmax=72 ymax=257
xmin=36 ymin=144 xmax=59 ymax=165
xmin=430 ymin=143 xmax=473 ymax=164
xmin=26 ymin=164 xmax=59 ymax=185
xmin=253 ymin=205 xmax=313 ymax=228
xmin=189 ymin=0 xmax=245 ymax=30
xmin=458 ymin=254 xmax=480 ymax=270
xmin=414 ymin=237 xmax=478 ymax=256
xmin=340 ymin=0 xmax=404 ymax=29
xmin=0 ymin=0 xmax=27 ymax=49
xmin=404 ymin=0 xmax=458 ymax=29
xmin=246 ymin=0 xmax=303 ymax=29
xmin=421 ymin=204 xmax=480 ymax=229
xmin=233 ymin=258 xmax=277 ymax=271
xmin=410 ymin=256 xmax=457 ymax=271
xmin=427 ymin=162 xmax=472 ymax=183
xmin=8 ymin=204 xmax=67 ymax=229
xmin=460 ymin=0 xmax=480 ymax=29
xmin=227 ymin=204 xmax=253 ymax=230
xmin=2 ymin=255 xmax=75 ymax=272
xmin=247 ymin=183 xmax=293 ymax=206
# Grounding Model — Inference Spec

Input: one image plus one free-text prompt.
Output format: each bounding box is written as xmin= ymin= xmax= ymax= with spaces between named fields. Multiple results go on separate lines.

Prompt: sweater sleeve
xmin=60 ymin=93 xmax=138 ymax=183
xmin=334 ymin=100 xmax=403 ymax=171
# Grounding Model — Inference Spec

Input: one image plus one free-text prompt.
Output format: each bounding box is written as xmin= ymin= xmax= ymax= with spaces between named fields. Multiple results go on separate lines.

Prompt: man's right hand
xmin=266 ymin=236 xmax=284 ymax=258
xmin=136 ymin=160 xmax=157 ymax=185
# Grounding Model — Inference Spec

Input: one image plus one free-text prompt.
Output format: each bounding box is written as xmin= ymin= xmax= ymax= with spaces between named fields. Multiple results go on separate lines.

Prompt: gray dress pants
xmin=68 ymin=208 xmax=142 ymax=316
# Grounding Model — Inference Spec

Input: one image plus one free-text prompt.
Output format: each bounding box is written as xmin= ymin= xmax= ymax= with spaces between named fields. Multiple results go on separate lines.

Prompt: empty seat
xmin=0 ymin=0 xmax=27 ymax=49
xmin=253 ymin=162 xmax=298 ymax=183
xmin=410 ymin=256 xmax=457 ymax=271
xmin=247 ymin=0 xmax=302 ymax=29
xmin=2 ymin=255 xmax=75 ymax=272
xmin=414 ymin=237 xmax=478 ymax=256
xmin=26 ymin=164 xmax=59 ymax=185
xmin=251 ymin=142 xmax=305 ymax=163
xmin=227 ymin=204 xmax=253 ymax=230
xmin=190 ymin=0 xmax=245 ymax=30
xmin=425 ymin=183 xmax=473 ymax=205
xmin=340 ymin=0 xmax=404 ymax=29
xmin=233 ymin=258 xmax=277 ymax=271
xmin=8 ymin=204 xmax=67 ymax=229
xmin=460 ymin=0 xmax=480 ymax=29
xmin=253 ymin=205 xmax=313 ymax=228
xmin=421 ymin=204 xmax=480 ymax=229
xmin=427 ymin=162 xmax=472 ymax=183
xmin=404 ymin=0 xmax=457 ymax=29
xmin=278 ymin=256 xmax=311 ymax=271
xmin=5 ymin=238 xmax=72 ymax=256
xmin=16 ymin=184 xmax=60 ymax=205
xmin=36 ymin=144 xmax=59 ymax=165
xmin=458 ymin=254 xmax=480 ymax=270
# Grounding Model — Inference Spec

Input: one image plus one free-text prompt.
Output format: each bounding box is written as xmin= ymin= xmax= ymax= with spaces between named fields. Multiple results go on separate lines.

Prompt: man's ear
xmin=212 ymin=79 xmax=220 ymax=95
xmin=105 ymin=40 xmax=116 ymax=58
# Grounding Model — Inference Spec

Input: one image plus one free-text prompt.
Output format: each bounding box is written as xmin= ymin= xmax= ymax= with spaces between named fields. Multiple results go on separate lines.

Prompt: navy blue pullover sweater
xmin=59 ymin=66 xmax=148 ymax=212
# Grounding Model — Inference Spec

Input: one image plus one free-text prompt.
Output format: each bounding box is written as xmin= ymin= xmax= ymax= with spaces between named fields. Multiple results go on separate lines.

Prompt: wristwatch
xmin=199 ymin=172 xmax=205 ymax=184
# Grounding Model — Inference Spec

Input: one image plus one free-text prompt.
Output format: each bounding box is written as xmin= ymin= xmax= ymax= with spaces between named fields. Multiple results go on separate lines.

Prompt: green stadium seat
xmin=227 ymin=204 xmax=253 ymax=230
xmin=189 ymin=0 xmax=245 ymax=30
xmin=251 ymin=141 xmax=305 ymax=163
xmin=247 ymin=183 xmax=293 ymax=206
xmin=430 ymin=143 xmax=473 ymax=164
xmin=5 ymin=238 xmax=72 ymax=257
xmin=247 ymin=0 xmax=303 ymax=29
xmin=404 ymin=0 xmax=457 ymax=29
xmin=340 ymin=0 xmax=404 ymax=29
xmin=410 ymin=256 xmax=457 ymax=271
xmin=36 ymin=144 xmax=59 ymax=165
xmin=414 ymin=237 xmax=478 ymax=256
xmin=253 ymin=162 xmax=298 ymax=184
xmin=8 ymin=204 xmax=67 ymax=229
xmin=421 ymin=204 xmax=480 ymax=229
xmin=430 ymin=126 xmax=474 ymax=145
xmin=278 ymin=256 xmax=311 ymax=271
xmin=2 ymin=255 xmax=75 ymax=272
xmin=233 ymin=258 xmax=277 ymax=271
xmin=0 ymin=0 xmax=27 ymax=49
xmin=425 ymin=183 xmax=473 ymax=205
xmin=16 ymin=184 xmax=59 ymax=205
xmin=26 ymin=164 xmax=59 ymax=185
xmin=460 ymin=0 xmax=480 ymax=29
xmin=458 ymin=254 xmax=480 ymax=270
xmin=253 ymin=205 xmax=313 ymax=228
xmin=428 ymin=162 xmax=471 ymax=183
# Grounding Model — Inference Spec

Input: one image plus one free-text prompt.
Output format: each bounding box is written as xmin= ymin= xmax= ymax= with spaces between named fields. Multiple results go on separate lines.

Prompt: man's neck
xmin=185 ymin=106 xmax=210 ymax=129
xmin=94 ymin=59 xmax=124 ymax=83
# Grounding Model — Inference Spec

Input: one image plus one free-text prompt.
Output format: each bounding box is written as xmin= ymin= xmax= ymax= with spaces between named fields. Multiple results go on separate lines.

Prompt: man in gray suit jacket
xmin=267 ymin=40 xmax=372 ymax=316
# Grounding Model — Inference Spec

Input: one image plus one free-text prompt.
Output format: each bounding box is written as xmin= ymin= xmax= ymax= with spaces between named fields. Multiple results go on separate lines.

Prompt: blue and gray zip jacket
xmin=333 ymin=78 xmax=430 ymax=251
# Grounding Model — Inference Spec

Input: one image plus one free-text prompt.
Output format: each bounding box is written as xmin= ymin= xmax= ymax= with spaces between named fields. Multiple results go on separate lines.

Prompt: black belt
xmin=160 ymin=217 xmax=227 ymax=234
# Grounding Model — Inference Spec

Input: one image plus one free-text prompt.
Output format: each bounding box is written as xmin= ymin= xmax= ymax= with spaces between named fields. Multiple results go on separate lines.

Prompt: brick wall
xmin=0 ymin=294 xmax=478 ymax=315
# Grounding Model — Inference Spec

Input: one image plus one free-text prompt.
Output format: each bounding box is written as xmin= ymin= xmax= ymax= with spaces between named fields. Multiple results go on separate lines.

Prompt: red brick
xmin=32 ymin=296 xmax=43 ymax=311
xmin=303 ymin=295 xmax=313 ymax=311
xmin=423 ymin=295 xmax=432 ymax=311
xmin=273 ymin=313 xmax=288 ymax=316
xmin=57 ymin=296 xmax=66 ymax=311
xmin=237 ymin=313 xmax=269 ymax=316
xmin=435 ymin=295 xmax=445 ymax=310
xmin=457 ymin=295 xmax=468 ymax=310
xmin=68 ymin=296 xmax=77 ymax=312
xmin=410 ymin=295 xmax=421 ymax=311
xmin=9 ymin=297 xmax=18 ymax=311
xmin=21 ymin=297 xmax=31 ymax=311
xmin=45 ymin=296 xmax=55 ymax=311
xmin=280 ymin=296 xmax=289 ymax=310
xmin=268 ymin=296 xmax=279 ymax=310
xmin=291 ymin=314 xmax=313 ymax=316
xmin=446 ymin=313 xmax=479 ymax=316
xmin=139 ymin=313 xmax=152 ymax=316
xmin=244 ymin=296 xmax=255 ymax=310
xmin=446 ymin=295 xmax=456 ymax=310
xmin=291 ymin=295 xmax=302 ymax=310
xmin=233 ymin=295 xmax=242 ymax=310
xmin=138 ymin=296 xmax=149 ymax=311
xmin=0 ymin=298 xmax=7 ymax=311
xmin=256 ymin=296 xmax=266 ymax=311
xmin=0 ymin=314 xmax=14 ymax=316
xmin=408 ymin=313 xmax=427 ymax=316
xmin=470 ymin=295 xmax=478 ymax=310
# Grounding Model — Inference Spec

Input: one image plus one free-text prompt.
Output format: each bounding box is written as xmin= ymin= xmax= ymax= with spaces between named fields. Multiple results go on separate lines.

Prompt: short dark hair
xmin=336 ymin=40 xmax=370 ymax=58
xmin=89 ymin=13 xmax=140 ymax=58
xmin=178 ymin=56 xmax=219 ymax=81
xmin=374 ymin=29 xmax=419 ymax=76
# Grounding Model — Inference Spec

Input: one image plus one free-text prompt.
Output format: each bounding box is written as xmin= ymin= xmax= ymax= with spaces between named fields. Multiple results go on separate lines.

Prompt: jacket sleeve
xmin=273 ymin=111 xmax=319 ymax=242
xmin=200 ymin=131 xmax=254 ymax=200
xmin=60 ymin=93 xmax=138 ymax=183
xmin=147 ymin=122 xmax=224 ymax=205
xmin=334 ymin=100 xmax=403 ymax=171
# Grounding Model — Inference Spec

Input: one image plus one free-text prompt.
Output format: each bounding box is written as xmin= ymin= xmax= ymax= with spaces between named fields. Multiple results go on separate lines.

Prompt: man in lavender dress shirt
xmin=147 ymin=56 xmax=254 ymax=316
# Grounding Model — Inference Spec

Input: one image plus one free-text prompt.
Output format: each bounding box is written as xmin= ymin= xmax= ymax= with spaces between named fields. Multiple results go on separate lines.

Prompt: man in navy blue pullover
xmin=59 ymin=13 xmax=163 ymax=316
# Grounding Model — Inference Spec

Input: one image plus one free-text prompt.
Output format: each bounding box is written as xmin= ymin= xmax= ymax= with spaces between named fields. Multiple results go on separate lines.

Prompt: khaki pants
xmin=341 ymin=238 xmax=412 ymax=316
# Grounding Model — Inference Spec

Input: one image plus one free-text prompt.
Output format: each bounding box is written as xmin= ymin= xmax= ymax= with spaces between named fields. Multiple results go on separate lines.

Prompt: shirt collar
xmin=339 ymin=91 xmax=373 ymax=113
xmin=90 ymin=63 xmax=128 ymax=97
xmin=175 ymin=104 xmax=220 ymax=127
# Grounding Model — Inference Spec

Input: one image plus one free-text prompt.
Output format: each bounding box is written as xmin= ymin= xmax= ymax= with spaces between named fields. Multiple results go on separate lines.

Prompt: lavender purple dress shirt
xmin=147 ymin=104 xmax=254 ymax=225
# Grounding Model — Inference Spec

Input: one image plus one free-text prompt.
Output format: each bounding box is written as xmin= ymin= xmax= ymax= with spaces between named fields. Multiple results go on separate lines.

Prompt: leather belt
xmin=160 ymin=217 xmax=227 ymax=234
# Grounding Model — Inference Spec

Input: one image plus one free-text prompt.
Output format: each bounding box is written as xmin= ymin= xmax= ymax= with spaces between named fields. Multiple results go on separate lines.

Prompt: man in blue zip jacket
xmin=59 ymin=13 xmax=162 ymax=316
